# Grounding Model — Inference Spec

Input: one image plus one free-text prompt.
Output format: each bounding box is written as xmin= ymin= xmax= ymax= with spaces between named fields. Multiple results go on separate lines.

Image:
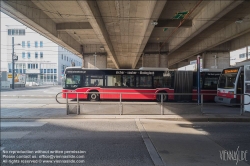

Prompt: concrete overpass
xmin=1 ymin=0 xmax=250 ymax=69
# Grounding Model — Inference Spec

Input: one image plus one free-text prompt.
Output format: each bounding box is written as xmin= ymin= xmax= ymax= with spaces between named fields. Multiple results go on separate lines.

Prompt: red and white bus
xmin=62 ymin=67 xmax=221 ymax=102
xmin=215 ymin=61 xmax=250 ymax=105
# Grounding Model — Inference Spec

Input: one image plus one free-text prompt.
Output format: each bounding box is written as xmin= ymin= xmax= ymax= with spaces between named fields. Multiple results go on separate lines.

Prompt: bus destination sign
xmin=224 ymin=69 xmax=238 ymax=74
xmin=115 ymin=71 xmax=154 ymax=75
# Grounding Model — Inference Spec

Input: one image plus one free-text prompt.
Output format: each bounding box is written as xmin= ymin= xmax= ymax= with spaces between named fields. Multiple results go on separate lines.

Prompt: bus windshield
xmin=218 ymin=69 xmax=238 ymax=89
xmin=64 ymin=74 xmax=81 ymax=89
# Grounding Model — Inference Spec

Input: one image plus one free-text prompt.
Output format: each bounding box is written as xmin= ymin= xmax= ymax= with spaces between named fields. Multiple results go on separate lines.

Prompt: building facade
xmin=1 ymin=25 xmax=82 ymax=85
xmin=230 ymin=47 xmax=250 ymax=66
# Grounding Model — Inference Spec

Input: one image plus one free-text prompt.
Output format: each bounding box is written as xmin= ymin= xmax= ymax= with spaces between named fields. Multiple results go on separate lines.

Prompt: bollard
xmin=161 ymin=94 xmax=163 ymax=115
xmin=240 ymin=94 xmax=243 ymax=115
xmin=77 ymin=93 xmax=79 ymax=115
xmin=201 ymin=94 xmax=203 ymax=114
xmin=119 ymin=93 xmax=123 ymax=115
xmin=66 ymin=93 xmax=69 ymax=115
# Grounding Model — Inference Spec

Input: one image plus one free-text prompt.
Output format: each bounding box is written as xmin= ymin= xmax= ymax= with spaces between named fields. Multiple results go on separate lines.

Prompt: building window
xmin=22 ymin=41 xmax=25 ymax=48
xmin=67 ymin=57 xmax=68 ymax=61
xmin=54 ymin=69 xmax=57 ymax=73
xmin=12 ymin=29 xmax=17 ymax=35
xmin=28 ymin=52 xmax=30 ymax=59
xmin=239 ymin=53 xmax=245 ymax=58
xmin=27 ymin=63 xmax=38 ymax=69
xmin=40 ymin=69 xmax=43 ymax=73
xmin=40 ymin=41 xmax=43 ymax=47
xmin=44 ymin=69 xmax=46 ymax=73
xmin=22 ymin=52 xmax=25 ymax=58
xmin=35 ymin=41 xmax=38 ymax=48
xmin=19 ymin=29 xmax=25 ymax=35
xmin=35 ymin=52 xmax=38 ymax=58
xmin=27 ymin=41 xmax=30 ymax=48
xmin=61 ymin=54 xmax=63 ymax=59
xmin=40 ymin=52 xmax=43 ymax=58
xmin=8 ymin=29 xmax=25 ymax=35
xmin=47 ymin=69 xmax=50 ymax=73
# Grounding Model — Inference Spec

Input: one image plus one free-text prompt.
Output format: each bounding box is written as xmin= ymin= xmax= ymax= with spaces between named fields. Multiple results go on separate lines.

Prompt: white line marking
xmin=1 ymin=122 xmax=47 ymax=127
xmin=1 ymin=132 xmax=31 ymax=139
xmin=136 ymin=119 xmax=166 ymax=166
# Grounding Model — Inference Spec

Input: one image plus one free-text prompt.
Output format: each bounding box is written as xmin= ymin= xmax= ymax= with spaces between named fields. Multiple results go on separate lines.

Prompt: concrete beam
xmin=132 ymin=1 xmax=167 ymax=69
xmin=0 ymin=0 xmax=82 ymax=55
xmin=167 ymin=0 xmax=244 ymax=54
xmin=230 ymin=32 xmax=250 ymax=51
xmin=156 ymin=19 xmax=192 ymax=28
xmin=56 ymin=22 xmax=92 ymax=31
xmin=144 ymin=51 xmax=168 ymax=54
xmin=83 ymin=52 xmax=107 ymax=56
xmin=77 ymin=1 xmax=120 ymax=69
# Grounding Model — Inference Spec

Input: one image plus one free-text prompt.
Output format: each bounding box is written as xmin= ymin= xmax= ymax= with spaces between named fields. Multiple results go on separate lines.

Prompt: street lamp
xmin=12 ymin=37 xmax=20 ymax=89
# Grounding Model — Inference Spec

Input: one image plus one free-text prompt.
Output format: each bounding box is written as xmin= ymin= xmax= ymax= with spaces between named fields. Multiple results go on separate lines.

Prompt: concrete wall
xmin=84 ymin=54 xmax=107 ymax=69
xmin=202 ymin=52 xmax=230 ymax=69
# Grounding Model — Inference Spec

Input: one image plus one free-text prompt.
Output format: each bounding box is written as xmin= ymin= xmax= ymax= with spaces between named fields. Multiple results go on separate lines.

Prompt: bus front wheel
xmin=156 ymin=92 xmax=168 ymax=102
xmin=88 ymin=92 xmax=100 ymax=101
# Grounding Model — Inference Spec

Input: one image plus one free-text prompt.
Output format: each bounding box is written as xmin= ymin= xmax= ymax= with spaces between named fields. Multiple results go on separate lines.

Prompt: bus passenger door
xmin=237 ymin=71 xmax=244 ymax=96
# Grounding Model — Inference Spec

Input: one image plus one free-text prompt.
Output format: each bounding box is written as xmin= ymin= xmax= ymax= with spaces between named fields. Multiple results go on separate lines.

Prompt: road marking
xmin=1 ymin=132 xmax=31 ymax=139
xmin=136 ymin=119 xmax=166 ymax=166
xmin=1 ymin=122 xmax=47 ymax=127
xmin=1 ymin=98 xmax=53 ymax=100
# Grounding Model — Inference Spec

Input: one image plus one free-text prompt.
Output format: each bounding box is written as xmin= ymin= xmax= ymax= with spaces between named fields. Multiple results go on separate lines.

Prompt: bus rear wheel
xmin=156 ymin=92 xmax=168 ymax=102
xmin=88 ymin=92 xmax=100 ymax=101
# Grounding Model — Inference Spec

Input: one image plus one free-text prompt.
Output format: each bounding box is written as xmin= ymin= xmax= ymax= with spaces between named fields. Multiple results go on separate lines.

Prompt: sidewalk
xmin=1 ymin=105 xmax=250 ymax=121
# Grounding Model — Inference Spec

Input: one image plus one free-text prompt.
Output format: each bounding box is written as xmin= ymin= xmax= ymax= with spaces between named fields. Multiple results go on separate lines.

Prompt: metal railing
xmin=55 ymin=92 xmax=250 ymax=115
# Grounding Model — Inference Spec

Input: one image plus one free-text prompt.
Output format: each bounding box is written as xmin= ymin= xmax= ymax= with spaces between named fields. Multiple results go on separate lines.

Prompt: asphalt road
xmin=1 ymin=119 xmax=250 ymax=166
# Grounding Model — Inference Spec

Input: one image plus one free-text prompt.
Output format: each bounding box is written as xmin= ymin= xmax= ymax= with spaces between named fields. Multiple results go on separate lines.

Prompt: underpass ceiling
xmin=168 ymin=1 xmax=250 ymax=68
xmin=96 ymin=0 xmax=161 ymax=68
xmin=5 ymin=0 xmax=247 ymax=69
xmin=149 ymin=1 xmax=209 ymax=44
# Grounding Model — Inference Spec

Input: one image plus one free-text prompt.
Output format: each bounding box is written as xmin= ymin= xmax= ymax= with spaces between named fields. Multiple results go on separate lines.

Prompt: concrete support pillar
xmin=246 ymin=47 xmax=249 ymax=60
xmin=202 ymin=52 xmax=230 ymax=69
xmin=84 ymin=54 xmax=107 ymax=69
xmin=138 ymin=54 xmax=168 ymax=68
xmin=81 ymin=58 xmax=85 ymax=68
